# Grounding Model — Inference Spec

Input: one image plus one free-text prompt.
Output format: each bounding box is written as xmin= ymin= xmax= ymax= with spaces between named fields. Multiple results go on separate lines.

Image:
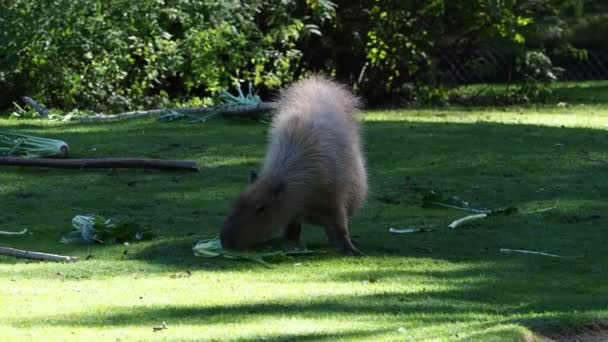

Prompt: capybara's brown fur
xmin=220 ymin=76 xmax=368 ymax=255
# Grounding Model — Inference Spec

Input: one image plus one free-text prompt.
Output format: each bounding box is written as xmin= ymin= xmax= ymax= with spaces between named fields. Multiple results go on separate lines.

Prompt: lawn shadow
xmin=240 ymin=328 xmax=392 ymax=342
xmin=7 ymin=258 xmax=604 ymax=339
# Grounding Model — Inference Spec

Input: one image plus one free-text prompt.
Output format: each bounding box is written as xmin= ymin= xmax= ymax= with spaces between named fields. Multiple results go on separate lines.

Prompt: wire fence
xmin=435 ymin=47 xmax=608 ymax=85
xmin=553 ymin=50 xmax=608 ymax=81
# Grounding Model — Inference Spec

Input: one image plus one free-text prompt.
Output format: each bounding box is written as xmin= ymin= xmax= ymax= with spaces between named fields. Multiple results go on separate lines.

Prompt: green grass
xmin=450 ymin=80 xmax=608 ymax=106
xmin=1 ymin=89 xmax=608 ymax=341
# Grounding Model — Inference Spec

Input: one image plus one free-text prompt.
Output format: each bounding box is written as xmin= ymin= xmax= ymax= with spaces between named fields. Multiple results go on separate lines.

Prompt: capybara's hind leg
xmin=283 ymin=220 xmax=302 ymax=243
xmin=323 ymin=225 xmax=337 ymax=246
xmin=325 ymin=207 xmax=364 ymax=256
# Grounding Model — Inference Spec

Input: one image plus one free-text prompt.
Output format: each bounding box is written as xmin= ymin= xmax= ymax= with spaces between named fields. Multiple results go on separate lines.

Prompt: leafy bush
xmin=0 ymin=0 xmax=331 ymax=112
xmin=511 ymin=51 xmax=564 ymax=103
xmin=0 ymin=0 xmax=597 ymax=111
xmin=350 ymin=0 xmax=558 ymax=104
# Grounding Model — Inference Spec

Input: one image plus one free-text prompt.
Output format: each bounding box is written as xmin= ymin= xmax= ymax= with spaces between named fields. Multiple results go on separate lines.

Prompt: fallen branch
xmin=0 ymin=247 xmax=78 ymax=262
xmin=21 ymin=96 xmax=50 ymax=117
xmin=217 ymin=102 xmax=277 ymax=118
xmin=65 ymin=102 xmax=278 ymax=122
xmin=0 ymin=157 xmax=198 ymax=171
xmin=0 ymin=229 xmax=27 ymax=235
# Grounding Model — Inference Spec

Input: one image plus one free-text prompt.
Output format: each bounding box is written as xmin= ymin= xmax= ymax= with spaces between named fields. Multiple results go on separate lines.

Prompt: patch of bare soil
xmin=535 ymin=322 xmax=608 ymax=342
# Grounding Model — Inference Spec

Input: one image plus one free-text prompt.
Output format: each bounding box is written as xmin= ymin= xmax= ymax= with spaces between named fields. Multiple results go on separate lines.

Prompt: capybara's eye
xmin=255 ymin=205 xmax=266 ymax=215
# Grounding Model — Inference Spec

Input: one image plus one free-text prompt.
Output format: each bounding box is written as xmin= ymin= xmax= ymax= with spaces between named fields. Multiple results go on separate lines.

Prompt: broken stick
xmin=0 ymin=157 xmax=198 ymax=171
xmin=0 ymin=247 xmax=79 ymax=262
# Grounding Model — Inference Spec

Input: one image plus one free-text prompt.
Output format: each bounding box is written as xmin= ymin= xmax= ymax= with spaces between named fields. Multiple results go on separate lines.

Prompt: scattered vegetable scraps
xmin=388 ymin=227 xmax=434 ymax=234
xmin=61 ymin=214 xmax=154 ymax=244
xmin=193 ymin=236 xmax=312 ymax=267
xmin=0 ymin=229 xmax=27 ymax=236
xmin=158 ymin=83 xmax=264 ymax=123
xmin=152 ymin=321 xmax=168 ymax=332
xmin=0 ymin=131 xmax=69 ymax=158
xmin=422 ymin=190 xmax=518 ymax=228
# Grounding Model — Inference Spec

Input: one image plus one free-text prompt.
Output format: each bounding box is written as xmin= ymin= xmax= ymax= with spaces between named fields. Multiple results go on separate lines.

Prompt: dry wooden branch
xmin=0 ymin=157 xmax=198 ymax=171
xmin=21 ymin=96 xmax=50 ymax=117
xmin=64 ymin=102 xmax=278 ymax=122
xmin=0 ymin=247 xmax=78 ymax=262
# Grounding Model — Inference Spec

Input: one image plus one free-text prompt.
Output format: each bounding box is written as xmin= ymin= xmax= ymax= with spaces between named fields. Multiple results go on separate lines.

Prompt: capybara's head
xmin=220 ymin=170 xmax=286 ymax=250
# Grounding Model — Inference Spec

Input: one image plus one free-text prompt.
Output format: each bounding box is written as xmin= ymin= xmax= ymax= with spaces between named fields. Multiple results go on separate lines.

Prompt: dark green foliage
xmin=0 ymin=0 xmax=331 ymax=112
xmin=507 ymin=50 xmax=565 ymax=104
xmin=1 ymin=0 xmax=607 ymax=110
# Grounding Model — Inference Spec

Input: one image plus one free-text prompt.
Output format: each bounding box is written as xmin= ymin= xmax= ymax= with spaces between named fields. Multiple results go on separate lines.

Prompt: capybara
xmin=220 ymin=76 xmax=368 ymax=255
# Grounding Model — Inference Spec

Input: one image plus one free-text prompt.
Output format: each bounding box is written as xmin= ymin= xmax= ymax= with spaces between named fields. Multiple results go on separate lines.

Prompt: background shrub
xmin=1 ymin=0 xmax=607 ymax=111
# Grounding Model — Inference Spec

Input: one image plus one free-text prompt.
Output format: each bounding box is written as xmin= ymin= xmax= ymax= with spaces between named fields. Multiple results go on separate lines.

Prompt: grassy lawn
xmin=1 ymin=89 xmax=608 ymax=340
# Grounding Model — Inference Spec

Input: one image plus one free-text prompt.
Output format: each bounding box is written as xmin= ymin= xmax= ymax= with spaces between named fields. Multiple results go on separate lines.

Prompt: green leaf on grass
xmin=0 ymin=131 xmax=69 ymax=158
xmin=193 ymin=236 xmax=313 ymax=267
xmin=61 ymin=214 xmax=154 ymax=245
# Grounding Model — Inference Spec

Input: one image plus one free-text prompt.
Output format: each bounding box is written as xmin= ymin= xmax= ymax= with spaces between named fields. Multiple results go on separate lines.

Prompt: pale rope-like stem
xmin=388 ymin=227 xmax=419 ymax=234
xmin=388 ymin=227 xmax=432 ymax=234
xmin=448 ymin=213 xmax=488 ymax=228
xmin=449 ymin=207 xmax=555 ymax=228
xmin=0 ymin=229 xmax=27 ymax=235
xmin=0 ymin=247 xmax=79 ymax=262
xmin=499 ymin=248 xmax=563 ymax=258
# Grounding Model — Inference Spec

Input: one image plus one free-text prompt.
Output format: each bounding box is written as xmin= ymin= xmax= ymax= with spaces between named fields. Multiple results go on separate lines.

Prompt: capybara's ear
xmin=249 ymin=169 xmax=258 ymax=183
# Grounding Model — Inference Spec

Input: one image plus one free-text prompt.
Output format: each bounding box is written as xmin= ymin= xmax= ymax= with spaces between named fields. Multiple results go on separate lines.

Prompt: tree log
xmin=65 ymin=102 xmax=278 ymax=122
xmin=0 ymin=157 xmax=198 ymax=171
xmin=0 ymin=247 xmax=79 ymax=262
xmin=214 ymin=102 xmax=277 ymax=118
xmin=21 ymin=96 xmax=50 ymax=117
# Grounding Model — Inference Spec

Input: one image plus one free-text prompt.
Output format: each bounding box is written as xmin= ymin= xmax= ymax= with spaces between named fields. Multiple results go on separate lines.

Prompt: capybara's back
xmin=220 ymin=76 xmax=368 ymax=255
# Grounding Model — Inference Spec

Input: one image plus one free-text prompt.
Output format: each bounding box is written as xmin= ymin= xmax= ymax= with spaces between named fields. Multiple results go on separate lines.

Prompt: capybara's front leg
xmin=325 ymin=207 xmax=364 ymax=256
xmin=283 ymin=220 xmax=302 ymax=243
